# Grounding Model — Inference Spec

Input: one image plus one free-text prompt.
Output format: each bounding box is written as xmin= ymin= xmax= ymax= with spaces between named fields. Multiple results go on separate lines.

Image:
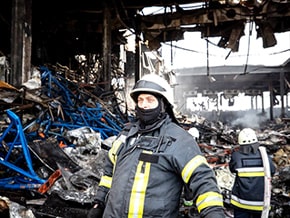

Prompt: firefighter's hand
xmin=183 ymin=199 xmax=194 ymax=207
xmin=203 ymin=207 xmax=225 ymax=218
xmin=87 ymin=202 xmax=104 ymax=218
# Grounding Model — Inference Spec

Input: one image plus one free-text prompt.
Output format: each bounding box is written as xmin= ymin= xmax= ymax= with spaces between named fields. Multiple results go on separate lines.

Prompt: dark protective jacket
xmin=95 ymin=115 xmax=224 ymax=218
xmin=229 ymin=143 xmax=276 ymax=212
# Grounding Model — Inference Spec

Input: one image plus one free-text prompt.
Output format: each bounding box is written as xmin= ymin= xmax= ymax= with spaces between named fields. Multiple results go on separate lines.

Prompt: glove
xmin=183 ymin=199 xmax=194 ymax=207
xmin=87 ymin=207 xmax=104 ymax=218
xmin=203 ymin=208 xmax=225 ymax=218
xmin=87 ymin=201 xmax=105 ymax=218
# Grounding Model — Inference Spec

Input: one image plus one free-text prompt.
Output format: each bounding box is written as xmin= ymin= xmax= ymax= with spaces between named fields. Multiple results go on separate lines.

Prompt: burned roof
xmin=1 ymin=0 xmax=290 ymax=64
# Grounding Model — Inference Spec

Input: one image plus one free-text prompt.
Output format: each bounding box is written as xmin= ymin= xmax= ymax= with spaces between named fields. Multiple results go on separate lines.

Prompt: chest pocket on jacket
xmin=135 ymin=134 xmax=172 ymax=153
xmin=135 ymin=136 xmax=160 ymax=151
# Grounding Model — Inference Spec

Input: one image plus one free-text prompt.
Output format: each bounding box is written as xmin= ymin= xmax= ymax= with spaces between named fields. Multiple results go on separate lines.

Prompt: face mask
xmin=136 ymin=100 xmax=162 ymax=125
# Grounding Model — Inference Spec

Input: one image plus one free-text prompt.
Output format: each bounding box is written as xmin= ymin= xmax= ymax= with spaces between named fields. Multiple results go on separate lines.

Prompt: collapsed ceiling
xmin=1 ymin=0 xmax=290 ymax=62
xmin=0 ymin=0 xmax=290 ymax=95
xmin=140 ymin=0 xmax=290 ymax=51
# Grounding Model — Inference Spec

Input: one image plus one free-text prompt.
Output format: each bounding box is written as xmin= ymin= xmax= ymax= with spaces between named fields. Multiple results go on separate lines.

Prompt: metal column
xmin=103 ymin=2 xmax=112 ymax=92
xmin=280 ymin=71 xmax=285 ymax=118
xmin=10 ymin=0 xmax=32 ymax=87
xmin=134 ymin=15 xmax=141 ymax=82
xmin=269 ymin=81 xmax=274 ymax=120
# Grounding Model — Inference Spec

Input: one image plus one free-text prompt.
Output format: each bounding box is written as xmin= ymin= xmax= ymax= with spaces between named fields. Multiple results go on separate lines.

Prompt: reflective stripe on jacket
xmin=229 ymin=144 xmax=275 ymax=212
xmin=96 ymin=116 xmax=223 ymax=218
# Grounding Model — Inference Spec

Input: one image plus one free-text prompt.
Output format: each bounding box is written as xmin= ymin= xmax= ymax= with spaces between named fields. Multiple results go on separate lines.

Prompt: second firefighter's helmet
xmin=238 ymin=128 xmax=258 ymax=145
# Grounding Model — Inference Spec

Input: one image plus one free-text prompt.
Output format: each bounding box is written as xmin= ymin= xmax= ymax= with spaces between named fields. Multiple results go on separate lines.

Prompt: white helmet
xmin=188 ymin=127 xmax=200 ymax=140
xmin=238 ymin=128 xmax=258 ymax=145
xmin=130 ymin=74 xmax=174 ymax=106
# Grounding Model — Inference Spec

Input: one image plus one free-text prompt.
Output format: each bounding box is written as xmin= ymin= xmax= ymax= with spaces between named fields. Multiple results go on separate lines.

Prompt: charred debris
xmin=0 ymin=65 xmax=289 ymax=218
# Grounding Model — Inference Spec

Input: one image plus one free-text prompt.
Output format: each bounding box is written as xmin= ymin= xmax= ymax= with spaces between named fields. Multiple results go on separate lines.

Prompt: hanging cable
xmin=234 ymin=20 xmax=253 ymax=80
xmin=171 ymin=41 xmax=173 ymax=66
xmin=206 ymin=38 xmax=216 ymax=82
xmin=207 ymin=38 xmax=210 ymax=77
xmin=243 ymin=20 xmax=254 ymax=74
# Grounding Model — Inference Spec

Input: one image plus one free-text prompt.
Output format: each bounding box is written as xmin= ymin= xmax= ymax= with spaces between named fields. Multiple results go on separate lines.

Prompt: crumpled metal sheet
xmin=0 ymin=88 xmax=20 ymax=103
xmin=21 ymin=68 xmax=42 ymax=89
xmin=0 ymin=196 xmax=36 ymax=218
xmin=64 ymin=126 xmax=102 ymax=149
xmin=273 ymin=146 xmax=290 ymax=167
xmin=215 ymin=166 xmax=235 ymax=191
xmin=29 ymin=138 xmax=81 ymax=173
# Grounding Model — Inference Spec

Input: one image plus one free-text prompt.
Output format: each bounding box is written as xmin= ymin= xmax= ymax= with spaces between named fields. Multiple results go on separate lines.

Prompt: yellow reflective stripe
xmin=238 ymin=172 xmax=264 ymax=177
xmin=181 ymin=155 xmax=208 ymax=183
xmin=231 ymin=198 xmax=264 ymax=211
xmin=108 ymin=139 xmax=122 ymax=164
xmin=99 ymin=175 xmax=112 ymax=189
xmin=196 ymin=192 xmax=224 ymax=212
xmin=128 ymin=151 xmax=152 ymax=218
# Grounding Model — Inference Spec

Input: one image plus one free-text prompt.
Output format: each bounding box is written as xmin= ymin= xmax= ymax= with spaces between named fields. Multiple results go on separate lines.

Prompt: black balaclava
xmin=135 ymin=94 xmax=166 ymax=126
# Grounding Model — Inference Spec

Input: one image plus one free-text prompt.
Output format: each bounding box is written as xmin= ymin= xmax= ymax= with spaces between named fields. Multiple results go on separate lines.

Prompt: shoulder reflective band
xmin=196 ymin=192 xmax=224 ymax=213
xmin=237 ymin=167 xmax=264 ymax=177
xmin=128 ymin=151 xmax=152 ymax=218
xmin=133 ymin=80 xmax=166 ymax=92
xmin=181 ymin=155 xmax=209 ymax=183
xmin=99 ymin=175 xmax=112 ymax=189
xmin=108 ymin=138 xmax=123 ymax=164
xmin=231 ymin=195 xmax=264 ymax=211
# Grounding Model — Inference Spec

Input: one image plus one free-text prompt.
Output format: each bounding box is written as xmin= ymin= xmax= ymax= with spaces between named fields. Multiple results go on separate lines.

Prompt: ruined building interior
xmin=0 ymin=0 xmax=290 ymax=217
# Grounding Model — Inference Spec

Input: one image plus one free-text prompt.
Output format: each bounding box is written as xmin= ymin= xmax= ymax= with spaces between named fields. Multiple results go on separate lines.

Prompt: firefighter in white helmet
xmin=188 ymin=127 xmax=200 ymax=141
xmin=229 ymin=128 xmax=276 ymax=218
xmin=88 ymin=74 xmax=225 ymax=218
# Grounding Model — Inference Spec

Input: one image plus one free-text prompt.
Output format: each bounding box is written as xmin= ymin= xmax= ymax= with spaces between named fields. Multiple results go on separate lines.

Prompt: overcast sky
xmin=160 ymin=25 xmax=290 ymax=69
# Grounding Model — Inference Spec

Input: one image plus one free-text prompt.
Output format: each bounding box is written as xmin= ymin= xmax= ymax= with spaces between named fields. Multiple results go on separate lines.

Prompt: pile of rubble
xmin=191 ymin=118 xmax=290 ymax=218
xmin=0 ymin=66 xmax=289 ymax=217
